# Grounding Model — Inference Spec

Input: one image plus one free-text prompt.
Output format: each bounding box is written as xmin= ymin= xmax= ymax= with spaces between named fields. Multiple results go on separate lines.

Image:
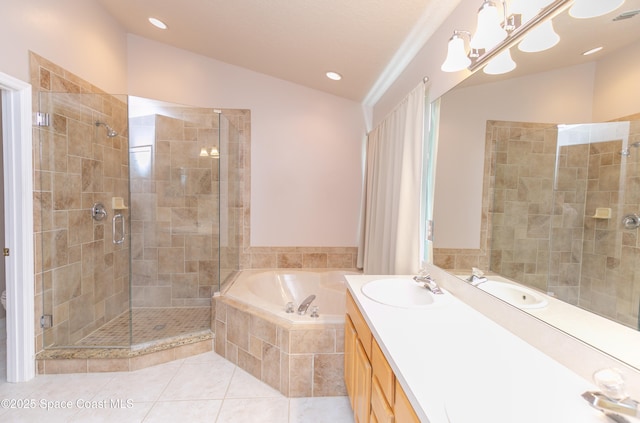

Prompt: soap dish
xmin=592 ymin=208 xmax=611 ymax=219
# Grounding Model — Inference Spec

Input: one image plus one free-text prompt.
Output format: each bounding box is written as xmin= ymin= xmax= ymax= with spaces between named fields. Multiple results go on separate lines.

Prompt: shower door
xmin=36 ymin=92 xmax=235 ymax=349
xmin=36 ymin=92 xmax=132 ymax=348
xmin=127 ymin=97 xmax=220 ymax=345
xmin=550 ymin=121 xmax=640 ymax=330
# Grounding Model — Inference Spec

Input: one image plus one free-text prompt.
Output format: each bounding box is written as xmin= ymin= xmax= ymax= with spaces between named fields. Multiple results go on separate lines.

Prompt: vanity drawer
xmin=347 ymin=291 xmax=372 ymax=358
xmin=372 ymin=338 xmax=395 ymax=403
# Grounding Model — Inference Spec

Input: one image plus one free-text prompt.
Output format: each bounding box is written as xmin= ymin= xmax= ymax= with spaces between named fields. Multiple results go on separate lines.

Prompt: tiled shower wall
xmin=578 ymin=118 xmax=640 ymax=327
xmin=487 ymin=121 xmax=558 ymax=292
xmin=129 ymin=112 xmax=220 ymax=307
xmin=435 ymin=117 xmax=640 ymax=329
xmin=31 ymin=53 xmax=131 ymax=349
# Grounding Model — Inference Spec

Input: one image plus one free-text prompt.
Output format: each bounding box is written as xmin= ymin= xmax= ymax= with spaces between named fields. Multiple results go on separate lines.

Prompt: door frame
xmin=1 ymin=71 xmax=35 ymax=382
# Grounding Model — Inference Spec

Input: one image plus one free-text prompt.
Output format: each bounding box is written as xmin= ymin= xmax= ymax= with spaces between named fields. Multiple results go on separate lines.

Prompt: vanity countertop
xmin=345 ymin=274 xmax=610 ymax=423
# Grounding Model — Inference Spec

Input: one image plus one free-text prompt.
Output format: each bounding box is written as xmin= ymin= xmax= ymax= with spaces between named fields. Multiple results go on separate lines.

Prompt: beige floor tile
xmin=94 ymin=361 xmax=182 ymax=403
xmin=143 ymin=399 xmax=223 ymax=422
xmin=289 ymin=396 xmax=354 ymax=423
xmin=225 ymin=367 xmax=285 ymax=399
xmin=0 ymin=350 xmax=354 ymax=422
xmin=70 ymin=401 xmax=154 ymax=422
xmin=158 ymin=361 xmax=235 ymax=400
xmin=216 ymin=397 xmax=289 ymax=423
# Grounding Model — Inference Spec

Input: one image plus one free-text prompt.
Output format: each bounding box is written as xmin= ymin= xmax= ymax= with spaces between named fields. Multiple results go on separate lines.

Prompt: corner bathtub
xmin=214 ymin=268 xmax=361 ymax=397
xmin=223 ymin=269 xmax=360 ymax=324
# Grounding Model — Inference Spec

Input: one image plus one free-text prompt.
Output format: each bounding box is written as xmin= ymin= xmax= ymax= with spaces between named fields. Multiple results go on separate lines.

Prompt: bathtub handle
xmin=113 ymin=213 xmax=125 ymax=245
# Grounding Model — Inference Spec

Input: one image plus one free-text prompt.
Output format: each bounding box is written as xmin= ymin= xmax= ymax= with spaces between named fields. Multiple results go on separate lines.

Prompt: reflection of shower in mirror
xmin=620 ymin=141 xmax=640 ymax=157
xmin=95 ymin=120 xmax=118 ymax=138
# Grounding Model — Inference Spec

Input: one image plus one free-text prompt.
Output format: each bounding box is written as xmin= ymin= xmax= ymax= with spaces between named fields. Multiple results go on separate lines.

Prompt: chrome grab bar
xmin=112 ymin=213 xmax=125 ymax=245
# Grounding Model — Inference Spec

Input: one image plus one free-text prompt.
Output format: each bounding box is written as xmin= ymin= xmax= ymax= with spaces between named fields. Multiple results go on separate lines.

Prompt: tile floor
xmin=76 ymin=308 xmax=211 ymax=347
xmin=0 ymin=339 xmax=354 ymax=423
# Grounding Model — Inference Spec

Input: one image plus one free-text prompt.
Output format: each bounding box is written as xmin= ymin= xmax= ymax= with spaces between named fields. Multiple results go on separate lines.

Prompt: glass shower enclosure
xmin=488 ymin=118 xmax=640 ymax=330
xmin=35 ymin=92 xmax=240 ymax=349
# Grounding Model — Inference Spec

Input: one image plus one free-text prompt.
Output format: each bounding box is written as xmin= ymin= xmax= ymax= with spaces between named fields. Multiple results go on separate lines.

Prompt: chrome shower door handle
xmin=112 ymin=213 xmax=125 ymax=245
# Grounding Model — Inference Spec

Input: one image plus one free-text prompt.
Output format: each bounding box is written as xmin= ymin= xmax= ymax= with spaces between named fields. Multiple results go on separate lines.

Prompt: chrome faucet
xmin=582 ymin=368 xmax=640 ymax=422
xmin=297 ymin=294 xmax=317 ymax=315
xmin=466 ymin=267 xmax=488 ymax=286
xmin=582 ymin=391 xmax=640 ymax=421
xmin=413 ymin=274 xmax=443 ymax=295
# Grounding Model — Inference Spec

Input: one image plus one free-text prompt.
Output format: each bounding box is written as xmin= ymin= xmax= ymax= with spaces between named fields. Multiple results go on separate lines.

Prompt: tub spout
xmin=297 ymin=294 xmax=317 ymax=315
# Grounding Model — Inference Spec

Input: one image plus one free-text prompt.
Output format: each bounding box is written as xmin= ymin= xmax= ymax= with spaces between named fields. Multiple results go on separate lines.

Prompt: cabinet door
xmin=354 ymin=338 xmax=372 ymax=423
xmin=371 ymin=376 xmax=394 ymax=423
xmin=394 ymin=380 xmax=421 ymax=423
xmin=345 ymin=314 xmax=357 ymax=408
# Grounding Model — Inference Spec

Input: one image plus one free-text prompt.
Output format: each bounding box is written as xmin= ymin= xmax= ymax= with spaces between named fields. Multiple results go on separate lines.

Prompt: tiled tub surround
xmin=214 ymin=269 xmax=359 ymax=397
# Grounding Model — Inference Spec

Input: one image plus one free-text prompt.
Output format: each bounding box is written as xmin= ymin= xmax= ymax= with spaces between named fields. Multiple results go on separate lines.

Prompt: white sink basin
xmin=478 ymin=280 xmax=548 ymax=309
xmin=361 ymin=278 xmax=451 ymax=308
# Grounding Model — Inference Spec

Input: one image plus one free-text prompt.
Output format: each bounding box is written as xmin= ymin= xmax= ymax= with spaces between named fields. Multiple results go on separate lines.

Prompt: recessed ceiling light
xmin=326 ymin=71 xmax=342 ymax=81
xmin=148 ymin=17 xmax=168 ymax=30
xmin=583 ymin=46 xmax=604 ymax=56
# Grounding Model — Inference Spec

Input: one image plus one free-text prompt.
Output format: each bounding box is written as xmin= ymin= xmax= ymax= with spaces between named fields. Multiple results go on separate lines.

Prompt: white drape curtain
xmin=357 ymin=82 xmax=426 ymax=274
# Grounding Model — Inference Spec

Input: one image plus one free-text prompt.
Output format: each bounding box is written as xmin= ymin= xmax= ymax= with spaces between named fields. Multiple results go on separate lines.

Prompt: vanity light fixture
xmin=469 ymin=1 xmax=512 ymax=50
xmin=199 ymin=147 xmax=220 ymax=158
xmin=518 ymin=19 xmax=560 ymax=52
xmin=483 ymin=48 xmax=516 ymax=74
xmin=569 ymin=0 xmax=625 ymax=19
xmin=441 ymin=31 xmax=474 ymax=72
xmin=148 ymin=17 xmax=168 ymax=30
xmin=326 ymin=71 xmax=342 ymax=81
xmin=441 ymin=0 xmax=572 ymax=74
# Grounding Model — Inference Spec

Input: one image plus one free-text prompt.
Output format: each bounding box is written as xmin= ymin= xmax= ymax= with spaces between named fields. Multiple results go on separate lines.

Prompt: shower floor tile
xmin=76 ymin=307 xmax=211 ymax=347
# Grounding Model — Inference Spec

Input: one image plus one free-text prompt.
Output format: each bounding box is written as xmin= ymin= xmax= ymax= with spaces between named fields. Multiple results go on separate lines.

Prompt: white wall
xmin=372 ymin=0 xmax=479 ymax=126
xmin=0 ymin=0 xmax=127 ymax=92
xmin=593 ymin=40 xmax=640 ymax=122
xmin=126 ymin=35 xmax=366 ymax=247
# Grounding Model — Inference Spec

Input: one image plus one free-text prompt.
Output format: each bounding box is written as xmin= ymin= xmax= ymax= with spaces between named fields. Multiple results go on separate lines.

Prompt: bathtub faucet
xmin=297 ymin=294 xmax=317 ymax=315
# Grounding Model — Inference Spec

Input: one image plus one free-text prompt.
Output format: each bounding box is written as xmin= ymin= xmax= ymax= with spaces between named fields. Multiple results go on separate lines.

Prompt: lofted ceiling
xmin=96 ymin=0 xmax=454 ymax=103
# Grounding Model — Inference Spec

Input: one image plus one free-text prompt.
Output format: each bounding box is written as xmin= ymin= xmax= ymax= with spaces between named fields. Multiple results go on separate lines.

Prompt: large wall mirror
xmin=432 ymin=0 xmax=640 ymax=369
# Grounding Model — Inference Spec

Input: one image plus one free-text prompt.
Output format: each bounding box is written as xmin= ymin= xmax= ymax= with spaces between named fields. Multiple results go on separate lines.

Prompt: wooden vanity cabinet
xmin=345 ymin=291 xmax=420 ymax=423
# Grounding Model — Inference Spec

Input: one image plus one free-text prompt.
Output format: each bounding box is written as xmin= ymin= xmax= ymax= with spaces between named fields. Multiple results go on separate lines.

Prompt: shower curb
xmin=35 ymin=331 xmax=213 ymax=374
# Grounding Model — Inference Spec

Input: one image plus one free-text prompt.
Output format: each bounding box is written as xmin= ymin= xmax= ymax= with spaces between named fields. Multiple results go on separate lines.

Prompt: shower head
xmin=95 ymin=121 xmax=118 ymax=138
xmin=619 ymin=142 xmax=640 ymax=157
